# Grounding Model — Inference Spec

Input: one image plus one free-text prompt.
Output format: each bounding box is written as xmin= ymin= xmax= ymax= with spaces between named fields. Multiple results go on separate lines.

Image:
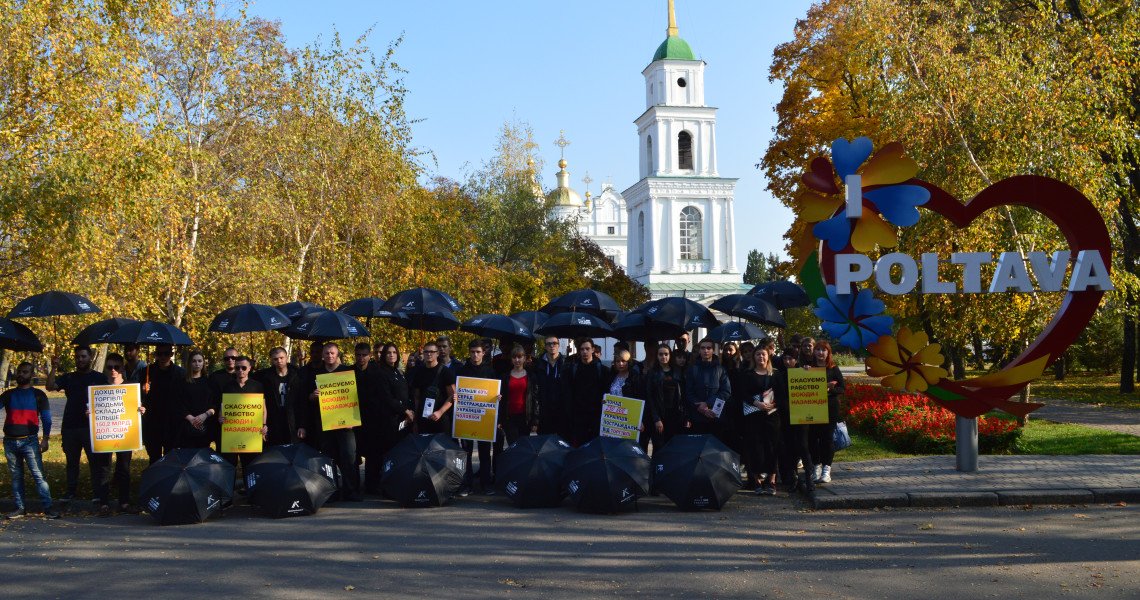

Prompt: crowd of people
xmin=1 ymin=332 xmax=846 ymax=519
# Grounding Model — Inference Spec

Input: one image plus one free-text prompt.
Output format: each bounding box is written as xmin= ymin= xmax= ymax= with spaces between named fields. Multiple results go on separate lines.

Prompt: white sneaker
xmin=819 ymin=465 xmax=832 ymax=483
xmin=812 ymin=465 xmax=822 ymax=482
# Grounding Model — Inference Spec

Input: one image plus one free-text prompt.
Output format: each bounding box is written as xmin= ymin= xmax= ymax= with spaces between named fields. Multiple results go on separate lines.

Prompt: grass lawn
xmin=1029 ymin=373 xmax=1140 ymax=411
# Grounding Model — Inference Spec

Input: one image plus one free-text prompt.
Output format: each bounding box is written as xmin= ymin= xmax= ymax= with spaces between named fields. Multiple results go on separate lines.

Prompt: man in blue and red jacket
xmin=1 ymin=361 xmax=60 ymax=519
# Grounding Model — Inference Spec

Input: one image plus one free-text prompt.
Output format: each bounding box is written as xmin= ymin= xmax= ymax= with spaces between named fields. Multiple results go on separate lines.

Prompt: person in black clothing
xmin=351 ymin=342 xmax=384 ymax=494
xmin=142 ymin=344 xmax=185 ymax=463
xmin=460 ymin=340 xmax=501 ymax=495
xmin=535 ymin=336 xmax=567 ymax=439
xmin=370 ymin=343 xmax=414 ymax=494
xmin=645 ymin=343 xmax=689 ymax=448
xmin=254 ymin=347 xmax=301 ymax=446
xmin=410 ymin=342 xmax=456 ymax=436
xmin=775 ymin=349 xmax=814 ymax=493
xmin=297 ymin=342 xmax=360 ymax=501
xmin=685 ymin=338 xmax=732 ymax=444
xmin=101 ymin=353 xmax=145 ymax=514
xmin=735 ymin=347 xmax=780 ymax=495
xmin=177 ymin=350 xmax=218 ymax=449
xmin=807 ymin=341 xmax=845 ymax=485
xmin=46 ymin=346 xmax=111 ymax=513
xmin=563 ymin=338 xmax=606 ymax=447
xmin=499 ymin=345 xmax=539 ymax=445
xmin=209 ymin=347 xmax=239 ymax=392
xmin=218 ymin=355 xmax=266 ymax=490
xmin=604 ymin=349 xmax=650 ymax=450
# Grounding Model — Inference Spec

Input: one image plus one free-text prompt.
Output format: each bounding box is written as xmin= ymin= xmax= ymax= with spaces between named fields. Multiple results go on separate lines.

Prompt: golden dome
xmin=547 ymin=157 xmax=583 ymax=207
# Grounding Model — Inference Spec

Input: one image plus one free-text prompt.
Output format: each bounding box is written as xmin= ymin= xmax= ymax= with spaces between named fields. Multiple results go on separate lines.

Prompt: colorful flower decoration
xmin=813 ymin=285 xmax=894 ymax=349
xmin=799 ymin=138 xmax=931 ymax=252
xmin=866 ymin=328 xmax=950 ymax=393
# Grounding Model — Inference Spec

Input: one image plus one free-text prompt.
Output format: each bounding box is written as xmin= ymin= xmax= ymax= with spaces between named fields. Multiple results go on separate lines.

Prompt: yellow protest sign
xmin=221 ymin=393 xmax=265 ymax=453
xmin=316 ymin=370 xmax=361 ymax=431
xmin=88 ymin=384 xmax=143 ymax=453
xmin=600 ymin=394 xmax=645 ymax=442
xmin=787 ymin=368 xmax=829 ymax=425
xmin=451 ymin=376 xmax=500 ymax=442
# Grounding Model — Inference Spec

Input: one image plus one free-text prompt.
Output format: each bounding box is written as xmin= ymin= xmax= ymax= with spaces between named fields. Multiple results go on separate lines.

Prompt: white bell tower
xmin=623 ymin=0 xmax=741 ymax=300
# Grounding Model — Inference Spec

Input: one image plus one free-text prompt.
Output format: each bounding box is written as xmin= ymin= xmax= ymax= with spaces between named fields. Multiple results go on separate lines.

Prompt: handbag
xmin=833 ymin=421 xmax=852 ymax=451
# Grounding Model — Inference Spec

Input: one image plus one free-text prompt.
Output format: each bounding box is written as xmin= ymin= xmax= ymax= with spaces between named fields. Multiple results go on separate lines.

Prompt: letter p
xmin=834 ymin=254 xmax=873 ymax=293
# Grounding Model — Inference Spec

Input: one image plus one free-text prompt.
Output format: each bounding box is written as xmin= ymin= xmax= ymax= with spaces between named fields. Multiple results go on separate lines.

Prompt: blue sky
xmin=244 ymin=0 xmax=813 ymax=267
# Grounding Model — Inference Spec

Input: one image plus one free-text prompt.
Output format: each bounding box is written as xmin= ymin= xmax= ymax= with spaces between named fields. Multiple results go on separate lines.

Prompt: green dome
xmin=652 ymin=35 xmax=695 ymax=62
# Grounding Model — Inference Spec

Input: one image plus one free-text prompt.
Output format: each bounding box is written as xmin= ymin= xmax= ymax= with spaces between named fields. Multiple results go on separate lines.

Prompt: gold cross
xmin=553 ymin=130 xmax=571 ymax=159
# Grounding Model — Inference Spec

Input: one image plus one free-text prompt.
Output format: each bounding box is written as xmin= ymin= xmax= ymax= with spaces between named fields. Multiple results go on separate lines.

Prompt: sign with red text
xmin=221 ymin=393 xmax=264 ymax=453
xmin=316 ymin=370 xmax=361 ymax=430
xmin=600 ymin=394 xmax=645 ymax=442
xmin=88 ymin=384 xmax=143 ymax=453
xmin=786 ymin=368 xmax=828 ymax=425
xmin=452 ymin=376 xmax=500 ymax=442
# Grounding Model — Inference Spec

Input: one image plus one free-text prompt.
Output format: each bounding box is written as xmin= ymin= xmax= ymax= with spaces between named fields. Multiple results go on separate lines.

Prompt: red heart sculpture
xmin=818 ymin=175 xmax=1111 ymax=418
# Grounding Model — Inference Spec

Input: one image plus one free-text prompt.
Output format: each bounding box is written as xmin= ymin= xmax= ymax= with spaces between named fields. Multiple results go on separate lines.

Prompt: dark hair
xmin=124 ymin=343 xmax=140 ymax=351
xmin=74 ymin=345 xmax=93 ymax=357
xmin=468 ymin=339 xmax=484 ymax=350
xmin=16 ymin=361 xmax=33 ymax=371
xmin=814 ymin=340 xmax=836 ymax=368
xmin=106 ymin=352 xmax=124 ymax=364
xmin=235 ymin=355 xmax=252 ymax=365
xmin=697 ymin=338 xmax=714 ymax=350
xmin=354 ymin=342 xmax=371 ymax=353
xmin=510 ymin=345 xmax=526 ymax=358
xmin=380 ymin=343 xmax=400 ymax=369
xmin=269 ymin=346 xmax=287 ymax=357
xmin=613 ymin=341 xmax=630 ymax=352
xmin=575 ymin=337 xmax=594 ymax=350
xmin=184 ymin=350 xmax=205 ymax=381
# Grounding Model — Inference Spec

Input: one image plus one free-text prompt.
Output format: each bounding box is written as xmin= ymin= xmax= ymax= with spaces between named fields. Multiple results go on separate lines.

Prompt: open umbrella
xmin=561 ymin=437 xmax=650 ymax=513
xmin=709 ymin=294 xmax=786 ymax=327
xmin=612 ymin=312 xmax=685 ymax=343
xmin=495 ymin=434 xmax=573 ymax=508
xmin=246 ymin=444 xmax=338 ymax=518
xmin=380 ymin=433 xmax=467 ymax=507
xmin=535 ymin=311 xmax=614 ymax=339
xmin=337 ymin=297 xmax=389 ymax=318
xmin=539 ymin=289 xmax=621 ymax=316
xmin=138 ymin=448 xmax=234 ymax=525
xmin=634 ymin=297 xmax=719 ymax=331
xmin=748 ymin=280 xmax=811 ymax=309
xmin=209 ymin=303 xmax=291 ymax=334
xmin=285 ymin=310 xmax=369 ymax=341
xmin=380 ymin=287 xmax=462 ymax=315
xmin=461 ymin=314 xmax=533 ymax=345
xmin=508 ymin=311 xmax=550 ymax=339
xmin=107 ymin=320 xmax=194 ymax=346
xmin=275 ymin=301 xmax=327 ymax=322
xmin=7 ymin=290 xmax=101 ymax=318
xmin=651 ymin=434 xmax=742 ymax=511
xmin=0 ymin=318 xmax=44 ymax=352
xmin=71 ymin=317 xmax=141 ymax=347
xmin=389 ymin=311 xmax=460 ymax=333
xmin=705 ymin=322 xmax=770 ymax=344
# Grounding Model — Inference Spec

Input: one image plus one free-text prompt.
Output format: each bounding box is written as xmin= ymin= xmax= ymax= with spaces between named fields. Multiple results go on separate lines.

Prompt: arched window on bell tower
xmin=678 ymin=131 xmax=693 ymax=170
xmin=638 ymin=211 xmax=645 ymax=265
xmin=679 ymin=206 xmax=702 ymax=259
xmin=646 ymin=135 xmax=654 ymax=174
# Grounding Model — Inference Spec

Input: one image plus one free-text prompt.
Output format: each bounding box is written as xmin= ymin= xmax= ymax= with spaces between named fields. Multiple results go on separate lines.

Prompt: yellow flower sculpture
xmin=866 ymin=328 xmax=950 ymax=392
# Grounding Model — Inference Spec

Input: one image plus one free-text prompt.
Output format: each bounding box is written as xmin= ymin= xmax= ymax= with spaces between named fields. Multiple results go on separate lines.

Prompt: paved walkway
xmin=1030 ymin=396 xmax=1140 ymax=436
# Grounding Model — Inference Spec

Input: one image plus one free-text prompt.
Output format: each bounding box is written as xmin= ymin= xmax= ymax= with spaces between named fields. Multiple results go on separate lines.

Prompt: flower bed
xmin=844 ymin=383 xmax=1022 ymax=454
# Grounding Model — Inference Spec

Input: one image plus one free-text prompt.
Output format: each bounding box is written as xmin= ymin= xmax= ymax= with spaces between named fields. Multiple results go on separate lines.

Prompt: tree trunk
xmin=1018 ymin=382 xmax=1031 ymax=426
xmin=1122 ymin=295 xmax=1136 ymax=393
xmin=0 ymin=351 xmax=8 ymax=389
xmin=951 ymin=344 xmax=965 ymax=380
xmin=1053 ymin=352 xmax=1066 ymax=381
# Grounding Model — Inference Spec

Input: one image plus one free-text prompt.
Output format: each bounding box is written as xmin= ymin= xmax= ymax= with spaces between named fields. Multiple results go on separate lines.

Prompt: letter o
xmin=874 ymin=253 xmax=919 ymax=294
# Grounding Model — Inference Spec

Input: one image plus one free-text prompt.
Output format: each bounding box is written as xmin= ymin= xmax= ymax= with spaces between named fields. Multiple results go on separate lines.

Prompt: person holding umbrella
xmin=685 ymin=338 xmax=732 ymax=445
xmin=46 ymin=346 xmax=111 ymax=513
xmin=142 ymin=343 xmax=184 ymax=464
xmin=411 ymin=342 xmax=456 ymax=437
xmin=645 ymin=344 xmax=689 ymax=448
xmin=2 ymin=362 xmax=60 ymax=519
xmin=177 ymin=349 xmax=219 ymax=449
xmin=254 ymin=347 xmax=302 ymax=446
xmin=298 ymin=343 xmax=360 ymax=502
xmin=562 ymin=338 xmax=606 ymax=447
xmin=101 ymin=353 xmax=143 ymax=514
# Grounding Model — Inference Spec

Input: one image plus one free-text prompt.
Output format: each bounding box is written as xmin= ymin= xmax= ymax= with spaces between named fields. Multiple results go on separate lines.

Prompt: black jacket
xmin=685 ymin=360 xmax=731 ymax=424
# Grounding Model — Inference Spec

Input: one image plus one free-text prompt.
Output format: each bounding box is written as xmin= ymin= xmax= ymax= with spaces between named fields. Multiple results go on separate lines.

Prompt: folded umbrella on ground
xmin=651 ymin=434 xmax=742 ymax=511
xmin=138 ymin=448 xmax=234 ymax=525
xmin=496 ymin=434 xmax=573 ymax=508
xmin=561 ymin=437 xmax=650 ymax=513
xmin=246 ymin=444 xmax=337 ymax=518
xmin=381 ymin=433 xmax=467 ymax=508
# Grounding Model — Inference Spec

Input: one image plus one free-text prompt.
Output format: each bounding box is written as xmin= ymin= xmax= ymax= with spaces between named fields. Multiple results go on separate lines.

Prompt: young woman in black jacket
xmin=645 ymin=344 xmax=689 ymax=448
xmin=734 ymin=347 xmax=780 ymax=495
xmin=604 ymin=349 xmax=652 ymax=451
xmin=807 ymin=341 xmax=845 ymax=484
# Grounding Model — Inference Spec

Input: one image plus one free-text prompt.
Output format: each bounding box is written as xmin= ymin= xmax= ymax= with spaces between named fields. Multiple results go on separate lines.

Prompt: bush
xmin=843 ymin=383 xmax=1021 ymax=454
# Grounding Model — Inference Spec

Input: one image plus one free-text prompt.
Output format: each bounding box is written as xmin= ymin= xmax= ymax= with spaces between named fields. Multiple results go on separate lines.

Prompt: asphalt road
xmin=1 ymin=494 xmax=1136 ymax=599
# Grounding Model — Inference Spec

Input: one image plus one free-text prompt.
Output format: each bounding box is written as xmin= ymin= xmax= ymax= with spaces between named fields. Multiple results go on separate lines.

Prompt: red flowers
xmin=844 ymin=383 xmax=1021 ymax=454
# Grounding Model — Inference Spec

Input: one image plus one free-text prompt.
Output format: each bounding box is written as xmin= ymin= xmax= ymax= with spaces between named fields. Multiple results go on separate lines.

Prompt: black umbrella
xmin=390 ymin=311 xmax=460 ymax=333
xmin=509 ymin=311 xmax=550 ymax=338
xmin=461 ymin=314 xmax=533 ymax=345
xmin=749 ymin=280 xmax=811 ymax=309
xmin=107 ymin=320 xmax=194 ymax=346
xmin=285 ymin=310 xmax=370 ymax=341
xmin=275 ymin=301 xmax=327 ymax=322
xmin=709 ymin=294 xmax=786 ymax=327
xmin=381 ymin=433 xmax=467 ymax=507
xmin=561 ymin=437 xmax=650 ymax=513
xmin=495 ymin=434 xmax=573 ymax=508
xmin=705 ymin=322 xmax=770 ymax=344
xmin=0 ymin=318 xmax=44 ymax=352
xmin=7 ymin=290 xmax=101 ymax=319
xmin=539 ymin=289 xmax=622 ymax=316
xmin=138 ymin=448 xmax=235 ymax=525
xmin=337 ymin=297 xmax=388 ymax=318
xmin=246 ymin=444 xmax=338 ymax=518
xmin=380 ymin=287 xmax=462 ymax=315
xmin=71 ymin=317 xmax=141 ymax=347
xmin=635 ymin=297 xmax=720 ymax=331
xmin=534 ymin=311 xmax=614 ymax=339
xmin=209 ymin=303 xmax=291 ymax=334
xmin=612 ymin=312 xmax=685 ymax=343
xmin=651 ymin=434 xmax=742 ymax=511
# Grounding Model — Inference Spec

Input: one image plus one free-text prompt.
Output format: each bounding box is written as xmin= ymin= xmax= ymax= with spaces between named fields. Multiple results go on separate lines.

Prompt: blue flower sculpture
xmin=813 ymin=285 xmax=894 ymax=349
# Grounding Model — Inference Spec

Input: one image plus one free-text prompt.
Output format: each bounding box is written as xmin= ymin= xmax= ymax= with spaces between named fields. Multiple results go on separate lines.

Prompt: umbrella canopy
xmin=208 ymin=303 xmax=291 ymax=334
xmin=705 ymin=322 xmax=770 ymax=344
xmin=539 ymin=289 xmax=622 ymax=316
xmin=651 ymin=434 xmax=742 ymax=511
xmin=461 ymin=314 xmax=533 ymax=345
xmin=748 ymin=280 xmax=811 ymax=309
xmin=380 ymin=287 xmax=462 ymax=315
xmin=107 ymin=320 xmax=194 ymax=346
xmin=0 ymin=318 xmax=44 ymax=352
xmin=380 ymin=433 xmax=467 ymax=507
xmin=612 ymin=312 xmax=685 ymax=343
xmin=709 ymin=294 xmax=786 ymax=327
xmin=285 ymin=310 xmax=370 ymax=341
xmin=508 ymin=311 xmax=550 ymax=338
xmin=534 ymin=311 xmax=615 ymax=339
xmin=274 ymin=301 xmax=327 ymax=322
xmin=390 ymin=311 xmax=460 ymax=333
xmin=71 ymin=317 xmax=141 ymax=347
xmin=246 ymin=444 xmax=338 ymax=518
xmin=138 ymin=448 xmax=235 ymax=525
xmin=337 ymin=297 xmax=389 ymax=318
xmin=495 ymin=434 xmax=573 ymax=508
xmin=561 ymin=437 xmax=650 ymax=513
xmin=7 ymin=290 xmax=101 ymax=319
xmin=634 ymin=297 xmax=719 ymax=331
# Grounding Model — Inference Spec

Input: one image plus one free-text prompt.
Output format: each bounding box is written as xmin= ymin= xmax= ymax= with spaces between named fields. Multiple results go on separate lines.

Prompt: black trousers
xmin=61 ymin=427 xmax=110 ymax=501
xmin=809 ymin=423 xmax=835 ymax=467
xmin=778 ymin=421 xmax=813 ymax=486
xmin=322 ymin=428 xmax=359 ymax=496
xmin=111 ymin=451 xmax=133 ymax=505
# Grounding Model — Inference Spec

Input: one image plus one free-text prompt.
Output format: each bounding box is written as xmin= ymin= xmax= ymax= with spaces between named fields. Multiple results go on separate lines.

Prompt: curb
xmin=812 ymin=488 xmax=1140 ymax=510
